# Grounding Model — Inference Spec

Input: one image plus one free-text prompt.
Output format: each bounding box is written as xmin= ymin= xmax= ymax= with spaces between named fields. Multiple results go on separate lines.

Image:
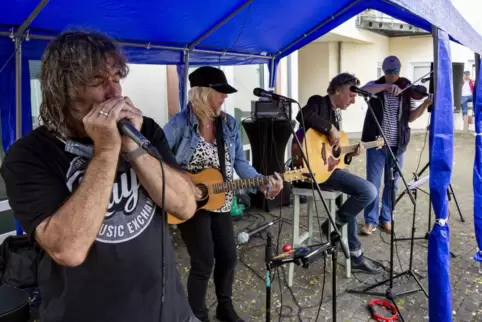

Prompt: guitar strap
xmin=215 ymin=116 xmax=227 ymax=180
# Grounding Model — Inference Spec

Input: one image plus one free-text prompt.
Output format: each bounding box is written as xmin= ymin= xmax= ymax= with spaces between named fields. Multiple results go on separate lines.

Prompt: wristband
xmin=124 ymin=147 xmax=147 ymax=162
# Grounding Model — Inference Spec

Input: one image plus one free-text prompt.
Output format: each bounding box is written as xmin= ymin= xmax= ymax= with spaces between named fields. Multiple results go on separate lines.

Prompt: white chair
xmin=288 ymin=187 xmax=351 ymax=287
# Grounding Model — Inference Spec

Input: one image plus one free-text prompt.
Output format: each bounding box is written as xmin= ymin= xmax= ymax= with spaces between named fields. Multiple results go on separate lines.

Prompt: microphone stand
xmin=276 ymin=99 xmax=350 ymax=260
xmin=260 ymin=98 xmax=348 ymax=322
xmin=265 ymin=237 xmax=336 ymax=322
xmin=345 ymin=96 xmax=425 ymax=322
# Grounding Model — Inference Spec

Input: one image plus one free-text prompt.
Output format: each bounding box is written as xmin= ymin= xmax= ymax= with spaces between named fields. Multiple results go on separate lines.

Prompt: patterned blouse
xmin=185 ymin=136 xmax=233 ymax=213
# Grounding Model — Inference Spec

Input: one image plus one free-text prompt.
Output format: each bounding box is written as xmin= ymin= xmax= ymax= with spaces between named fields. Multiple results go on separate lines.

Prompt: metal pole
xmin=275 ymin=0 xmax=361 ymax=57
xmin=183 ymin=51 xmax=190 ymax=109
xmin=188 ymin=0 xmax=253 ymax=51
xmin=15 ymin=0 xmax=49 ymax=37
xmin=15 ymin=37 xmax=22 ymax=140
xmin=0 ymin=32 xmax=272 ymax=60
xmin=269 ymin=58 xmax=275 ymax=89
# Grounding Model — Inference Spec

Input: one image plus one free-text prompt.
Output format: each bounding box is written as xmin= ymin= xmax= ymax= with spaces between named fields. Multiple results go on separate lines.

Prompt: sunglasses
xmin=384 ymin=68 xmax=400 ymax=75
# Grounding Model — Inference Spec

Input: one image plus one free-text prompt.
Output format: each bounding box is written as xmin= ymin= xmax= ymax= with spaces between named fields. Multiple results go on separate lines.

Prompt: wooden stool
xmin=288 ymin=187 xmax=351 ymax=286
xmin=0 ymin=285 xmax=30 ymax=322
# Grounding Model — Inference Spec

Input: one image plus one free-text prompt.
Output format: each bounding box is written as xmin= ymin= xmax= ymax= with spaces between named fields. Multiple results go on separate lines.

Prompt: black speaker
xmin=241 ymin=119 xmax=295 ymax=211
xmin=429 ymin=62 xmax=464 ymax=112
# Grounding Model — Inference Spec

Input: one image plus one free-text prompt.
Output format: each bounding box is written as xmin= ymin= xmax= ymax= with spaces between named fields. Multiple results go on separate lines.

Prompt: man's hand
xmin=83 ymin=97 xmax=125 ymax=154
xmin=329 ymin=125 xmax=340 ymax=147
xmin=424 ymin=93 xmax=433 ymax=107
xmin=121 ymin=96 xmax=144 ymax=152
xmin=386 ymin=84 xmax=403 ymax=96
xmin=83 ymin=96 xmax=144 ymax=154
xmin=347 ymin=142 xmax=364 ymax=157
xmin=260 ymin=172 xmax=284 ymax=198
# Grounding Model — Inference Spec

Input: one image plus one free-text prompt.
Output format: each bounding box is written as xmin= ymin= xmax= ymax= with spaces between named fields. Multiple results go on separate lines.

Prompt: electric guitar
xmin=167 ymin=167 xmax=309 ymax=225
xmin=291 ymin=128 xmax=384 ymax=184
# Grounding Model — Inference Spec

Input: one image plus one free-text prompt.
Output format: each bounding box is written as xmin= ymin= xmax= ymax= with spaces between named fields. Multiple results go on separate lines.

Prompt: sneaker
xmin=351 ymin=256 xmax=383 ymax=274
xmin=379 ymin=222 xmax=392 ymax=234
xmin=216 ymin=303 xmax=245 ymax=322
xmin=360 ymin=224 xmax=377 ymax=235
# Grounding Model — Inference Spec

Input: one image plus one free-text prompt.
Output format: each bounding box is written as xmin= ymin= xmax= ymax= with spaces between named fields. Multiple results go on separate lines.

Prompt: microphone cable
xmin=142 ymin=143 xmax=167 ymax=319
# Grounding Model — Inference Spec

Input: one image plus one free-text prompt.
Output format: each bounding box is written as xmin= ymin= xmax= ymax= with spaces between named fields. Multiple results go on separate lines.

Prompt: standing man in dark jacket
xmin=294 ymin=73 xmax=382 ymax=274
xmin=360 ymin=56 xmax=433 ymax=235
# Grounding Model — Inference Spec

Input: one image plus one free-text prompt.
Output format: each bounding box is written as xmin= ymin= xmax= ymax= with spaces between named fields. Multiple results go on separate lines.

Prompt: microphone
xmin=237 ymin=218 xmax=281 ymax=245
xmin=349 ymin=86 xmax=378 ymax=100
xmin=117 ymin=119 xmax=160 ymax=158
xmin=421 ymin=77 xmax=432 ymax=83
xmin=253 ymin=88 xmax=296 ymax=103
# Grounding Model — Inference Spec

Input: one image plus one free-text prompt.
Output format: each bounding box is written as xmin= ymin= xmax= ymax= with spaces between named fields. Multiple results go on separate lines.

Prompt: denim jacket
xmin=163 ymin=105 xmax=260 ymax=180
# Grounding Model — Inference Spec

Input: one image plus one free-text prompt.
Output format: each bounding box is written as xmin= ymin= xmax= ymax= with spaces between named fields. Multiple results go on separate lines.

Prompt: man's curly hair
xmin=327 ymin=73 xmax=360 ymax=95
xmin=39 ymin=31 xmax=129 ymax=138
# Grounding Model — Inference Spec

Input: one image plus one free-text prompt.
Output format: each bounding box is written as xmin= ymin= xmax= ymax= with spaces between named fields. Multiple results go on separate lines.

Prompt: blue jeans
xmin=364 ymin=146 xmax=404 ymax=226
xmin=461 ymin=95 xmax=472 ymax=116
xmin=318 ymin=169 xmax=377 ymax=253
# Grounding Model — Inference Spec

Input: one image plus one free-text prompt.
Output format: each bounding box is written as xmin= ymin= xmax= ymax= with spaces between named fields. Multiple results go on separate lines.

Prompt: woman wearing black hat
xmin=164 ymin=66 xmax=284 ymax=322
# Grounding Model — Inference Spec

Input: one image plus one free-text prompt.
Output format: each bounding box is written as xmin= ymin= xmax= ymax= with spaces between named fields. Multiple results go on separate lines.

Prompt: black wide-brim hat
xmin=188 ymin=66 xmax=238 ymax=94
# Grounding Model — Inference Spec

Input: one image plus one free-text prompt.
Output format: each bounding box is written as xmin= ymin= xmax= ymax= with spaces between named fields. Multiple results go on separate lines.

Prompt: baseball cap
xmin=382 ymin=56 xmax=401 ymax=73
xmin=188 ymin=66 xmax=237 ymax=94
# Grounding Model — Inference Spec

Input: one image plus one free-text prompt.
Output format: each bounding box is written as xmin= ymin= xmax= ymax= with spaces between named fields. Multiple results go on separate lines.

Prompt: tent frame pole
xmin=182 ymin=50 xmax=190 ymax=109
xmin=275 ymin=0 xmax=362 ymax=57
xmin=14 ymin=37 xmax=21 ymax=141
xmin=15 ymin=0 xmax=49 ymax=38
xmin=188 ymin=0 xmax=253 ymax=51
xmin=0 ymin=32 xmax=272 ymax=61
xmin=13 ymin=0 xmax=49 ymax=141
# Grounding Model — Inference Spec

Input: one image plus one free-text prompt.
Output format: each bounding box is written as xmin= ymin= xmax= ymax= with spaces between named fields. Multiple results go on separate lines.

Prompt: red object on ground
xmin=282 ymin=244 xmax=292 ymax=253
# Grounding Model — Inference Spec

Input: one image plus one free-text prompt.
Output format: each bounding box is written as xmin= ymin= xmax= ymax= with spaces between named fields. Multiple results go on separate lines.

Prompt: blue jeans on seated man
xmin=296 ymin=168 xmax=382 ymax=274
xmin=363 ymin=146 xmax=404 ymax=233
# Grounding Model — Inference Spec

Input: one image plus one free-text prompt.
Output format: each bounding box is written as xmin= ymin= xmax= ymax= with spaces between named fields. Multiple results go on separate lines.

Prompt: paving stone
xmin=171 ymin=132 xmax=482 ymax=321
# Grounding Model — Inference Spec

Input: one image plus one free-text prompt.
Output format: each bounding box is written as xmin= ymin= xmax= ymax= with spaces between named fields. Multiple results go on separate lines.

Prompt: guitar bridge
xmin=321 ymin=143 xmax=327 ymax=165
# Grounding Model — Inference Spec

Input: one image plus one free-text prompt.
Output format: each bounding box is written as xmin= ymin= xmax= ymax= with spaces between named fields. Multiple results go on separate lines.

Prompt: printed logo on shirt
xmin=65 ymin=156 xmax=156 ymax=243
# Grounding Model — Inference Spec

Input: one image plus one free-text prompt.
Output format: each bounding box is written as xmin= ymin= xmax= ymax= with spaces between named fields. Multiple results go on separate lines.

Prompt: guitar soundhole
xmin=332 ymin=146 xmax=341 ymax=159
xmin=196 ymin=184 xmax=209 ymax=200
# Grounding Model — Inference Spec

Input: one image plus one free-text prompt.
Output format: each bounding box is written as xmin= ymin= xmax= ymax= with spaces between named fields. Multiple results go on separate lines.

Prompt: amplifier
xmin=251 ymin=99 xmax=292 ymax=121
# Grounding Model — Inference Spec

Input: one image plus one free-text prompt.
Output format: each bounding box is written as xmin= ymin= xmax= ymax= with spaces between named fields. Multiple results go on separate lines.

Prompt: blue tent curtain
xmin=0 ymin=40 xmax=33 ymax=236
xmin=427 ymin=27 xmax=453 ymax=322
xmin=473 ymin=53 xmax=482 ymax=262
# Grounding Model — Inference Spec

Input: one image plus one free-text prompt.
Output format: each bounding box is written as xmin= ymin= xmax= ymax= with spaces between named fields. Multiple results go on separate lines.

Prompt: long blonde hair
xmin=189 ymin=86 xmax=220 ymax=120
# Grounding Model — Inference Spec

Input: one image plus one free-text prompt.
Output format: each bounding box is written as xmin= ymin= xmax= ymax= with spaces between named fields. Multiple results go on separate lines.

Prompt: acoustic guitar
xmin=167 ymin=167 xmax=309 ymax=225
xmin=291 ymin=128 xmax=384 ymax=184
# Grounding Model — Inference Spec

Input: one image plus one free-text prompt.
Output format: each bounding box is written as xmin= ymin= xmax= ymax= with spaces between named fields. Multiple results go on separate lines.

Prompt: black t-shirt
xmin=0 ymin=117 xmax=193 ymax=322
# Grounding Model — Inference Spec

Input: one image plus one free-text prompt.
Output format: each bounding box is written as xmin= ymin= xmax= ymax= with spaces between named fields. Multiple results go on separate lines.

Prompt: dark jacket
xmin=295 ymin=94 xmax=351 ymax=165
xmin=361 ymin=76 xmax=412 ymax=152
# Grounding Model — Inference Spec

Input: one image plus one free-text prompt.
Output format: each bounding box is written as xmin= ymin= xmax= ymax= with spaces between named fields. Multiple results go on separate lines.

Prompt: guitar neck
xmin=340 ymin=141 xmax=380 ymax=154
xmin=212 ymin=175 xmax=276 ymax=194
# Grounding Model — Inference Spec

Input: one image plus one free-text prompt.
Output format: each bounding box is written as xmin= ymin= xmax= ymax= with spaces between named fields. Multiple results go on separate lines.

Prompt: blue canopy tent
xmin=2 ymin=0 xmax=482 ymax=321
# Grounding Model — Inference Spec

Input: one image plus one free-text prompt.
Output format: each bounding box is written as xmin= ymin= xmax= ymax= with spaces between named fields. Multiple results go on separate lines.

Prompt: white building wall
xmin=121 ymin=64 xmax=169 ymax=127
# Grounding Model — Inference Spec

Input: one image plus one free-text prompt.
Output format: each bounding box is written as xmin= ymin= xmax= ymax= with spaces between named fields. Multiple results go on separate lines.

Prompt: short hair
xmin=39 ymin=31 xmax=129 ymax=138
xmin=327 ymin=73 xmax=360 ymax=95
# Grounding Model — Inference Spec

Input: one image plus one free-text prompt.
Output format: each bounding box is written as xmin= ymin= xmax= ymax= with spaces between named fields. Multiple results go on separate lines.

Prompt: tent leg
xmin=15 ymin=37 xmax=22 ymax=140
xmin=182 ymin=51 xmax=190 ymax=109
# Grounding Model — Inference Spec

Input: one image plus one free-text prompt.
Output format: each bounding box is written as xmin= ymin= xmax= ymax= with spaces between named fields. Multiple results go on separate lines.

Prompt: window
xmin=29 ymin=60 xmax=42 ymax=129
xmin=413 ymin=64 xmax=431 ymax=83
xmin=377 ymin=62 xmax=383 ymax=78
